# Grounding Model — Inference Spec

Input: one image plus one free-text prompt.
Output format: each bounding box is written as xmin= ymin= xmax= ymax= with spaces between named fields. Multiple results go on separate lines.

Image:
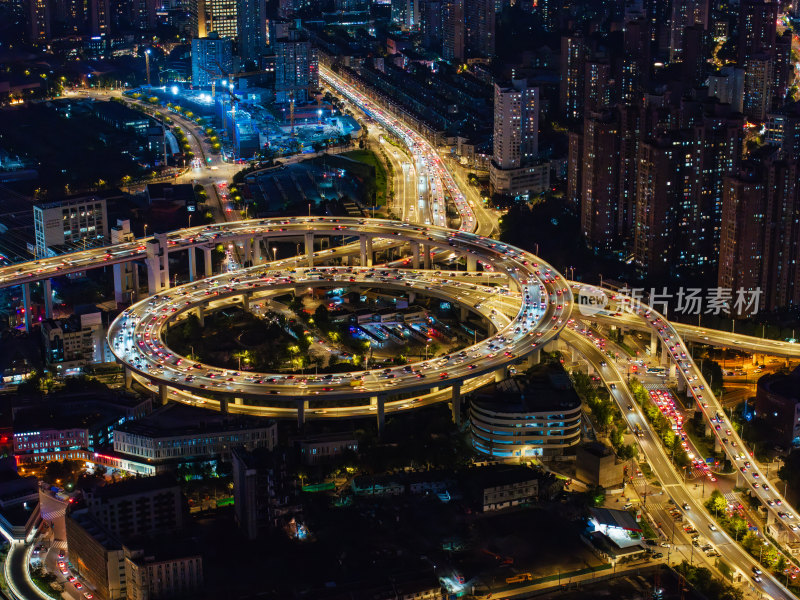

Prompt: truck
xmin=506 ymin=573 xmax=533 ymax=584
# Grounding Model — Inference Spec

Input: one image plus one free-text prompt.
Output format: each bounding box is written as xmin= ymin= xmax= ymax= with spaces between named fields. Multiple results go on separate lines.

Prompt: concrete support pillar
xmin=305 ymin=232 xmax=314 ymax=267
xmin=132 ymin=264 xmax=140 ymax=301
xmin=660 ymin=341 xmax=670 ymax=366
xmin=234 ymin=397 xmax=243 ymax=405
xmin=650 ymin=332 xmax=658 ymax=357
xmin=412 ymin=243 xmax=420 ymax=269
xmin=359 ymin=235 xmax=368 ymax=266
xmin=188 ymin=247 xmax=197 ymax=282
xmin=669 ymin=363 xmax=676 ymax=379
xmin=494 ymin=367 xmax=506 ymax=383
xmin=113 ymin=262 xmax=137 ymax=304
xmin=408 ymin=291 xmax=416 ymax=304
xmin=124 ymin=367 xmax=133 ymax=389
xmin=466 ymin=254 xmax=477 ymax=272
xmin=451 ymin=382 xmax=462 ymax=425
xmin=146 ymin=235 xmax=170 ymax=293
xmin=372 ymin=396 xmax=385 ymax=435
xmin=21 ymin=282 xmax=31 ymax=333
xmin=423 ymin=244 xmax=431 ymax=269
xmin=571 ymin=347 xmax=578 ymax=363
xmin=203 ymin=247 xmax=213 ymax=278
xmin=43 ymin=278 xmax=53 ymax=319
xmin=252 ymin=238 xmax=263 ymax=265
xmin=525 ymin=348 xmax=541 ymax=368
xmin=297 ymin=399 xmax=308 ymax=428
xmin=196 ymin=305 xmax=205 ymax=327
xmin=159 ymin=384 xmax=169 ymax=405
xmin=220 ymin=397 xmax=229 ymax=413
xmin=460 ymin=306 xmax=468 ymax=321
xmin=677 ymin=375 xmax=686 ymax=393
xmin=241 ymin=292 xmax=251 ymax=311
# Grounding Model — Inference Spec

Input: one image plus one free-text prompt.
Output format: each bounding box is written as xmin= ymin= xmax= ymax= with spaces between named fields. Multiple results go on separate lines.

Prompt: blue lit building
xmin=469 ymin=366 xmax=582 ymax=459
xmin=12 ymin=392 xmax=152 ymax=465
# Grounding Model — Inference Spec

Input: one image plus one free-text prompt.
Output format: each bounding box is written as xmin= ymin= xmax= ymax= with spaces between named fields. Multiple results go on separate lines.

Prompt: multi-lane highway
xmin=564 ymin=327 xmax=795 ymax=600
xmin=320 ymin=66 xmax=495 ymax=236
xmin=570 ymin=285 xmax=800 ymax=555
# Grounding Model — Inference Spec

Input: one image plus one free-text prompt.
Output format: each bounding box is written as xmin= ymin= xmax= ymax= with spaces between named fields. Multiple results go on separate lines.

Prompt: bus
xmin=646 ymin=367 xmax=667 ymax=375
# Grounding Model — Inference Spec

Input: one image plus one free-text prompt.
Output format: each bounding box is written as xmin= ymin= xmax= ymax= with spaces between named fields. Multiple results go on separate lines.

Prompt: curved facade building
xmin=469 ymin=369 xmax=582 ymax=459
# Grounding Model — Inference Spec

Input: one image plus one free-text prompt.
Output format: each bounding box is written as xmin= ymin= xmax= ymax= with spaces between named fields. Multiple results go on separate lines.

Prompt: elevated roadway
xmin=108 ymin=217 xmax=572 ymax=429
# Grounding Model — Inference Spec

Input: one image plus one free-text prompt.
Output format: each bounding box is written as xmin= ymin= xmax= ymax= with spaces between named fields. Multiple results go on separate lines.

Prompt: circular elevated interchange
xmin=108 ymin=217 xmax=573 ymax=422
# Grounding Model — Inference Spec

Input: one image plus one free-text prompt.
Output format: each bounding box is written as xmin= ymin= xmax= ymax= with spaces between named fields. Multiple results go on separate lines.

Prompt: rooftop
xmin=115 ymin=403 xmax=274 ymax=439
xmin=471 ymin=364 xmax=581 ymax=413
xmin=88 ymin=474 xmax=178 ymax=500
xmin=92 ymin=100 xmax=151 ymax=123
xmin=463 ymin=465 xmax=540 ymax=489
xmin=34 ymin=195 xmax=103 ymax=211
xmin=589 ymin=507 xmax=642 ymax=532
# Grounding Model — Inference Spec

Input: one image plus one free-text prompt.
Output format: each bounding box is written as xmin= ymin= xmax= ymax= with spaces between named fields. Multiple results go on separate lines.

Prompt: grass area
xmin=343 ymin=149 xmax=388 ymax=206
xmin=28 ymin=568 xmax=59 ymax=600
xmin=639 ymin=516 xmax=657 ymax=539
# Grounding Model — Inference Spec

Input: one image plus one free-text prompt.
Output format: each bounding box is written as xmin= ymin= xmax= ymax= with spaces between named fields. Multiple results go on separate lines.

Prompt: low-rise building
xmin=33 ymin=196 xmax=109 ymax=258
xmin=469 ymin=365 xmax=582 ymax=459
xmin=92 ymin=100 xmax=151 ymax=135
xmin=113 ymin=403 xmax=277 ymax=466
xmin=124 ymin=543 xmax=203 ymax=600
xmin=575 ymin=441 xmax=624 ymax=488
xmin=42 ymin=311 xmax=111 ymax=372
xmin=292 ymin=432 xmax=358 ymax=465
xmin=13 ymin=392 xmax=150 ymax=465
xmin=351 ymin=471 xmax=454 ymax=497
xmin=351 ymin=474 xmax=405 ymax=496
xmin=462 ymin=465 xmax=540 ymax=512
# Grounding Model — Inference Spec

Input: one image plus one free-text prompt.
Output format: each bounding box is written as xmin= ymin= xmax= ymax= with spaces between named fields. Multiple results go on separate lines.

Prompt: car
xmin=84 ymin=594 xmax=94 ymax=599
xmin=75 ymin=582 xmax=83 ymax=589
xmin=708 ymin=524 xmax=717 ymax=531
xmin=660 ymin=542 xmax=671 ymax=548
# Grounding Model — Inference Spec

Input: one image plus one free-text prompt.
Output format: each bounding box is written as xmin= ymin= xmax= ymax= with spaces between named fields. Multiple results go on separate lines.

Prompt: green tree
xmin=706 ymin=490 xmax=728 ymax=516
